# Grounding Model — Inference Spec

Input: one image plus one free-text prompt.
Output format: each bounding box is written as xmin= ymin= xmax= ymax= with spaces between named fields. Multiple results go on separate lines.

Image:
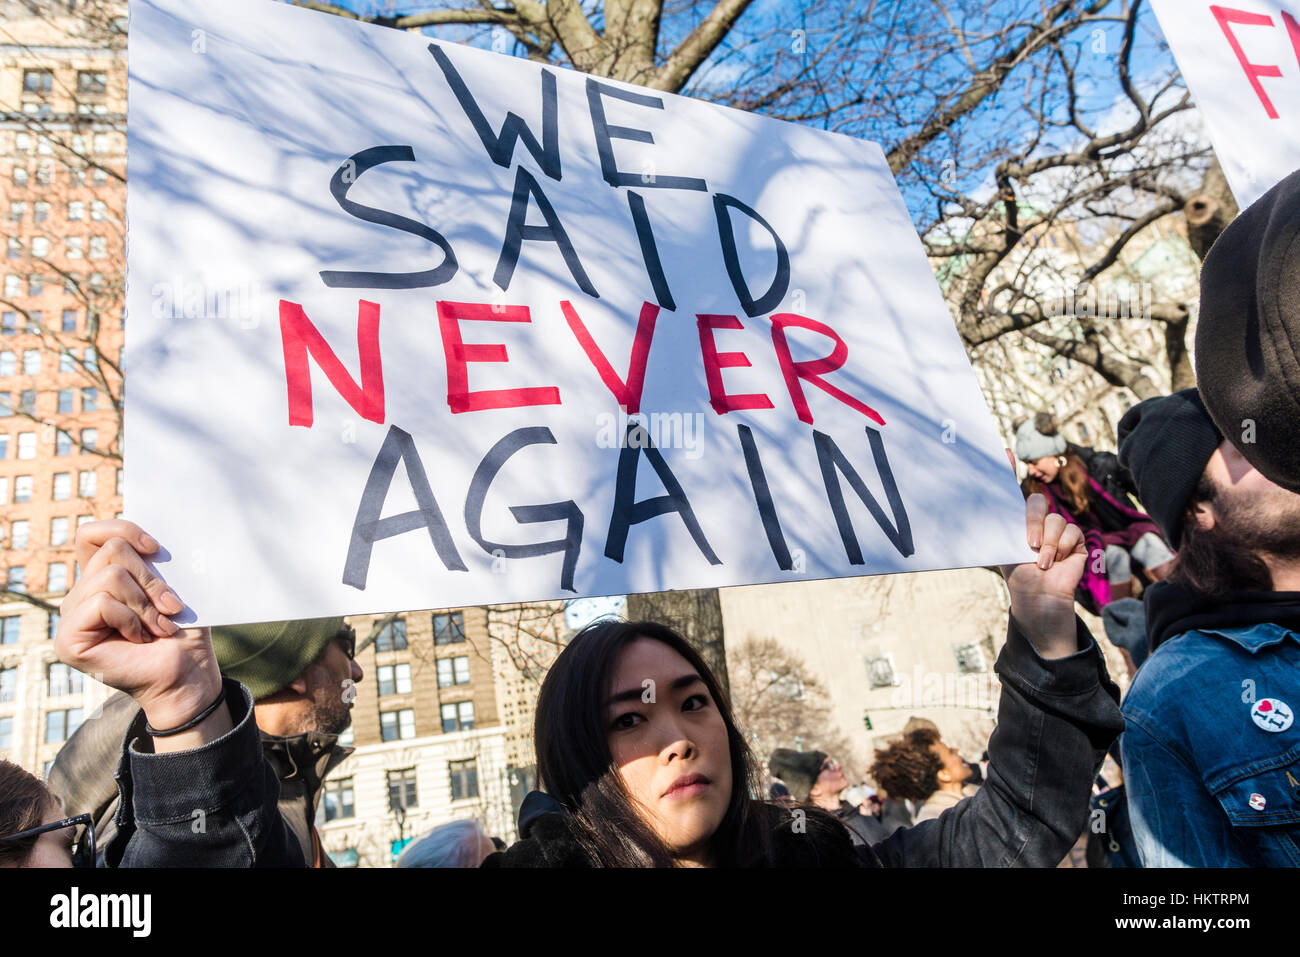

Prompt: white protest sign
xmin=1151 ymin=0 xmax=1300 ymax=208
xmin=126 ymin=0 xmax=1029 ymax=627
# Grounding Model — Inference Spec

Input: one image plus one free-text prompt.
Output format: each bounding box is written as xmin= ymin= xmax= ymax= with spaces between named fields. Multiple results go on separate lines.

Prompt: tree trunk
xmin=1184 ymin=159 xmax=1239 ymax=262
xmin=625 ymin=588 xmax=730 ymax=693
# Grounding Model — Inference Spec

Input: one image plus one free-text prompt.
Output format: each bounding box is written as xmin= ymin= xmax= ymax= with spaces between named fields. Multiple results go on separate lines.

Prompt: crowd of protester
xmin=4 ymin=169 xmax=1300 ymax=869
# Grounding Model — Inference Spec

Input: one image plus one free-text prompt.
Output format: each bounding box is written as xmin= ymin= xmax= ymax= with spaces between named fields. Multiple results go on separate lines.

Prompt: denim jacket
xmin=1122 ymin=623 xmax=1300 ymax=867
xmin=105 ymin=677 xmax=305 ymax=867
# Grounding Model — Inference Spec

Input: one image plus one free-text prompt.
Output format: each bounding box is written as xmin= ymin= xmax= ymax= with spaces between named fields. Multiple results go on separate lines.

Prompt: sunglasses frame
xmin=0 ymin=812 xmax=96 ymax=868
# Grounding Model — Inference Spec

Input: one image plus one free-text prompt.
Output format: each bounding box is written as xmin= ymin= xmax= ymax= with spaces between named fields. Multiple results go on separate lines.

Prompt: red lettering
xmin=1212 ymin=4 xmax=1283 ymax=119
xmin=1282 ymin=11 xmax=1300 ymax=67
xmin=769 ymin=313 xmax=884 ymax=426
xmin=279 ymin=298 xmax=385 ymax=428
xmin=436 ymin=301 xmax=561 ymax=413
xmin=696 ymin=314 xmax=775 ymax=415
xmin=561 ymin=300 xmax=658 ymax=414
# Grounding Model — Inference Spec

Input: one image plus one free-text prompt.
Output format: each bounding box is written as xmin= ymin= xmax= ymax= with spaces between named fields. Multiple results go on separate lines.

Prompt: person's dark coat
xmin=77 ymin=678 xmax=303 ymax=866
xmin=49 ymin=684 xmax=350 ymax=867
xmin=486 ymin=616 xmax=1123 ymax=867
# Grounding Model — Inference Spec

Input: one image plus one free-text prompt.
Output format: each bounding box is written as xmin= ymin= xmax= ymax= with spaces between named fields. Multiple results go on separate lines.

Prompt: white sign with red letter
xmin=126 ymin=0 xmax=1028 ymax=626
xmin=1151 ymin=0 xmax=1300 ymax=208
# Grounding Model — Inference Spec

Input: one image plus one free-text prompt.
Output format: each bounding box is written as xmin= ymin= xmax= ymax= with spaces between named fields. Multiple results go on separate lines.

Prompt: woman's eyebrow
xmin=606 ymin=673 xmax=703 ymax=706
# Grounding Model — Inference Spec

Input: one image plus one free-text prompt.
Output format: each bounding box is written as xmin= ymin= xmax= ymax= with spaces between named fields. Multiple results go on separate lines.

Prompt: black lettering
xmin=320 ymin=145 xmax=459 ymax=289
xmin=605 ymin=423 xmax=721 ymax=565
xmin=495 ymin=165 xmax=598 ymax=297
xmin=344 ymin=425 xmax=467 ymax=589
xmin=626 ymin=191 xmax=676 ymax=311
xmin=713 ymin=192 xmax=789 ymax=317
xmin=464 ymin=427 xmax=584 ymax=592
xmin=586 ymin=78 xmax=708 ymax=191
xmin=737 ymin=424 xmax=793 ymax=570
xmin=814 ymin=427 xmax=913 ymax=561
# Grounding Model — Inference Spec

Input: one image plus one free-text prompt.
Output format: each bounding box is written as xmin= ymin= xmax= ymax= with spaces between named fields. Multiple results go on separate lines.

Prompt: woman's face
xmin=1025 ymin=455 xmax=1061 ymax=483
xmin=604 ymin=638 xmax=733 ymax=866
xmin=15 ymin=800 xmax=74 ymax=869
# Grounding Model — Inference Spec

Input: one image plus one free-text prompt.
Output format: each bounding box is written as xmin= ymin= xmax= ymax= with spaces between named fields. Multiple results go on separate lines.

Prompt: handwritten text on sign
xmin=1151 ymin=0 xmax=1300 ymax=207
xmin=125 ymin=0 xmax=1027 ymax=626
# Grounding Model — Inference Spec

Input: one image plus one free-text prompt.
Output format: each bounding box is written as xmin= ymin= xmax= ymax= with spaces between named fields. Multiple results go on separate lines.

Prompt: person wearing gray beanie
xmin=1015 ymin=411 xmax=1173 ymax=611
xmin=1114 ymin=389 xmax=1300 ymax=867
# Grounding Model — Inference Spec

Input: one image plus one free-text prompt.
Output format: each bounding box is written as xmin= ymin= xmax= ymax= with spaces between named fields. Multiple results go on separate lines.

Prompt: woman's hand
xmin=55 ymin=520 xmax=230 ymax=750
xmin=1000 ymin=494 xmax=1087 ymax=659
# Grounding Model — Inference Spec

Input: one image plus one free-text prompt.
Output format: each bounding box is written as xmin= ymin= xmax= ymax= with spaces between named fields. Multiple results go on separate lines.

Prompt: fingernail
xmin=160 ymin=616 xmax=178 ymax=636
xmin=161 ymin=591 xmax=183 ymax=614
xmin=141 ymin=533 xmax=160 ymax=552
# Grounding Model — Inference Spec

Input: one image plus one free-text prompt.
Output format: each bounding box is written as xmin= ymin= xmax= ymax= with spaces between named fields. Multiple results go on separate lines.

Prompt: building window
xmin=7 ymin=566 xmax=26 ymax=593
xmin=88 ymin=236 xmax=106 ymax=260
xmin=23 ymin=69 xmax=53 ymax=94
xmin=78 ymin=470 xmax=96 ymax=498
xmin=47 ymin=612 xmax=59 ymax=641
xmin=67 ymin=201 xmax=84 ymax=222
xmin=47 ymin=562 xmax=67 ymax=593
xmin=45 ymin=708 xmax=83 ymax=743
xmin=376 ymin=662 xmax=411 ymax=697
xmin=80 ymin=428 xmax=97 ymax=451
xmin=33 ymin=200 xmax=49 ymax=222
xmin=52 ymin=472 xmax=70 ymax=501
xmin=323 ymin=777 xmax=354 ymax=822
xmin=48 ymin=662 xmax=82 ymax=696
xmin=116 ymin=468 xmax=123 ymax=495
xmin=10 ymin=520 xmax=29 ymax=549
xmin=8 ymin=203 xmax=23 ymax=223
xmin=374 ymin=617 xmax=407 ymax=652
xmin=31 ymin=236 xmax=48 ymax=259
xmin=2 ymin=276 xmax=17 ymax=298
xmin=90 ymin=200 xmax=107 ymax=222
xmin=442 ymin=701 xmax=475 ymax=732
xmin=81 ymin=388 xmax=97 ymax=412
xmin=16 ymin=432 xmax=35 ymax=459
xmin=77 ymin=70 xmax=107 ymax=95
xmin=0 ymin=666 xmax=15 ymax=702
xmin=57 ymin=391 xmax=73 ymax=415
xmin=449 ymin=759 xmax=478 ymax=801
xmin=7 ymin=238 xmax=21 ymax=259
xmin=55 ymin=430 xmax=71 ymax=456
xmin=0 ymin=436 xmax=6 ymax=459
xmin=19 ymin=390 xmax=35 ymax=414
xmin=59 ymin=350 xmax=75 ymax=373
xmin=50 ymin=516 xmax=68 ymax=546
xmin=436 ymin=656 xmax=471 ymax=688
xmin=380 ymin=708 xmax=415 ymax=742
xmin=61 ymin=310 xmax=77 ymax=332
xmin=0 ymin=352 xmax=12 ymax=376
xmin=0 ymin=616 xmax=18 ymax=645
xmin=66 ymin=237 xmax=82 ymax=259
xmin=953 ymin=641 xmax=988 ymax=674
xmin=865 ymin=654 xmax=899 ymax=689
xmin=14 ymin=475 xmax=32 ymax=503
xmin=433 ymin=611 xmax=465 ymax=645
xmin=0 ymin=393 xmax=11 ymax=418
xmin=0 ymin=716 xmax=11 ymax=751
xmin=387 ymin=768 xmax=418 ymax=811
xmin=22 ymin=351 xmax=39 ymax=376
xmin=28 ymin=274 xmax=43 ymax=297
xmin=1 ymin=313 xmax=14 ymax=335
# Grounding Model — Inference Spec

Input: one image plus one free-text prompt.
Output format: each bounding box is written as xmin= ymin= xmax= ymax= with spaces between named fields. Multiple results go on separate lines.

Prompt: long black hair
xmin=533 ymin=618 xmax=847 ymax=867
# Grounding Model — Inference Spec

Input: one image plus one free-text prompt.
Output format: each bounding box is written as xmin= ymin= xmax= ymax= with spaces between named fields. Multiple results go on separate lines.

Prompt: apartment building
xmin=0 ymin=0 xmax=125 ymax=775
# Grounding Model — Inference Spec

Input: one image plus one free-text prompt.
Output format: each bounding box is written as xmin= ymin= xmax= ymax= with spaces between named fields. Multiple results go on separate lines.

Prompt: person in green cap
xmin=49 ymin=533 xmax=363 ymax=868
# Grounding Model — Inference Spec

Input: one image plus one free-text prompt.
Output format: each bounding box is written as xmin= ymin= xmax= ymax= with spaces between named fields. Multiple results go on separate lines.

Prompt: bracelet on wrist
xmin=145 ymin=684 xmax=227 ymax=737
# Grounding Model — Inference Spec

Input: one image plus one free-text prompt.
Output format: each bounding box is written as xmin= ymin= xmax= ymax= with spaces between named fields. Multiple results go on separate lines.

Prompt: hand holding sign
xmin=55 ymin=521 xmax=231 ymax=750
xmin=1001 ymin=494 xmax=1087 ymax=660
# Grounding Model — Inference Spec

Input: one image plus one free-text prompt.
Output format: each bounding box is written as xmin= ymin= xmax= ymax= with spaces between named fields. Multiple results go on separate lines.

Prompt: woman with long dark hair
xmin=1016 ymin=412 xmax=1174 ymax=611
xmin=484 ymin=495 xmax=1125 ymax=867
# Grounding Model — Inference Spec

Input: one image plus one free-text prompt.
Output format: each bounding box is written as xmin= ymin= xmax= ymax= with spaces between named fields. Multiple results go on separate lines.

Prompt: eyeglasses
xmin=820 ymin=759 xmax=841 ymax=773
xmin=0 ymin=812 xmax=95 ymax=868
xmin=336 ymin=625 xmax=356 ymax=661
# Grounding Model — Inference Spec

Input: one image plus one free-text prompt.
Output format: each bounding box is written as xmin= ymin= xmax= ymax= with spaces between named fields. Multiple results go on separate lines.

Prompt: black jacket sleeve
xmin=106 ymin=678 xmax=305 ymax=868
xmin=870 ymin=615 xmax=1123 ymax=867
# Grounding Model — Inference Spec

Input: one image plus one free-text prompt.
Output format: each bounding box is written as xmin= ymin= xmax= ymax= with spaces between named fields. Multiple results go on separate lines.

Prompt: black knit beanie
xmin=768 ymin=748 xmax=827 ymax=803
xmin=1117 ymin=389 xmax=1222 ymax=548
xmin=1195 ymin=168 xmax=1300 ymax=493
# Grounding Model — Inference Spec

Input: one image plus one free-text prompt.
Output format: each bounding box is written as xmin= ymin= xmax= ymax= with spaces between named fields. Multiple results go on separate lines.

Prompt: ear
xmin=288 ymin=671 xmax=311 ymax=696
xmin=935 ymin=767 xmax=952 ymax=784
xmin=1188 ymin=499 xmax=1216 ymax=532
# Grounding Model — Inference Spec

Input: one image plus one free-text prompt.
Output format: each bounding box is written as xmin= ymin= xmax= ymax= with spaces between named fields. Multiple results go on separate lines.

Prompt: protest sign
xmin=126 ymin=0 xmax=1030 ymax=626
xmin=1151 ymin=0 xmax=1300 ymax=208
